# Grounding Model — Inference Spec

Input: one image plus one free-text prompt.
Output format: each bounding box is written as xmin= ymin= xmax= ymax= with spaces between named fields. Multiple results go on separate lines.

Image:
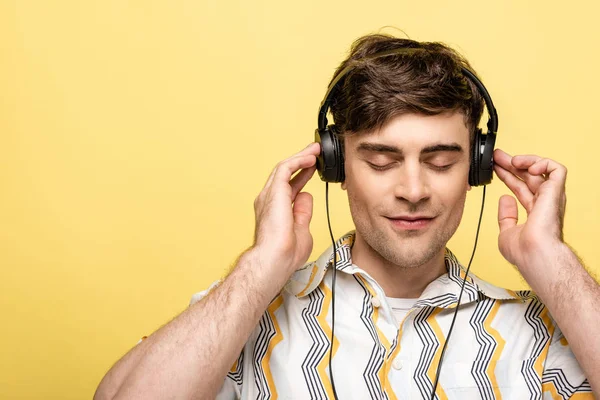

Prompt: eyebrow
xmin=356 ymin=142 xmax=464 ymax=155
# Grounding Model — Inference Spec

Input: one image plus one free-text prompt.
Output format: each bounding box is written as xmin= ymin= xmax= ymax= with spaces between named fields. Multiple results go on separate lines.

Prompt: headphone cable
xmin=429 ymin=185 xmax=486 ymax=399
xmin=326 ymin=184 xmax=487 ymax=400
xmin=326 ymin=182 xmax=340 ymax=400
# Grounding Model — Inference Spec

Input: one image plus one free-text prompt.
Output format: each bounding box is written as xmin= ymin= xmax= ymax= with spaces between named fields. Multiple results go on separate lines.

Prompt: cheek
xmin=346 ymin=164 xmax=394 ymax=196
xmin=431 ymin=168 xmax=469 ymax=212
xmin=442 ymin=187 xmax=468 ymax=218
xmin=436 ymin=163 xmax=471 ymax=193
xmin=344 ymin=165 xmax=387 ymax=209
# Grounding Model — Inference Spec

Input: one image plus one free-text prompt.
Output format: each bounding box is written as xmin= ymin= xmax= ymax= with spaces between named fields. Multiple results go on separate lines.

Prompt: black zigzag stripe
xmin=414 ymin=294 xmax=456 ymax=309
xmin=253 ymin=308 xmax=277 ymax=400
xmin=521 ymin=299 xmax=549 ymax=400
xmin=542 ymin=368 xmax=576 ymax=398
xmin=227 ymin=349 xmax=244 ymax=385
xmin=469 ymin=296 xmax=497 ymax=400
xmin=301 ymin=287 xmax=330 ymax=399
xmin=354 ymin=276 xmax=386 ymax=400
xmin=413 ymin=306 xmax=439 ymax=400
xmin=575 ymin=380 xmax=592 ymax=392
xmin=327 ymin=242 xmax=352 ymax=271
xmin=446 ymin=254 xmax=478 ymax=303
xmin=515 ymin=290 xmax=537 ymax=302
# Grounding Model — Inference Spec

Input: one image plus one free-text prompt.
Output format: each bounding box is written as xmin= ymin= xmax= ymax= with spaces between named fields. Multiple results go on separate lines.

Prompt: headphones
xmin=314 ymin=48 xmax=499 ymax=187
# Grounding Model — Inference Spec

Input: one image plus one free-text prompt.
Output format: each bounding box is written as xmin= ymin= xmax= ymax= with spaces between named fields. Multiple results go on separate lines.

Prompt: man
xmin=95 ymin=34 xmax=598 ymax=399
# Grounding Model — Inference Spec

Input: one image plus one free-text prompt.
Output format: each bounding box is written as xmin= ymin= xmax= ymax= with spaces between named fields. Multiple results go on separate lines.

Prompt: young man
xmin=95 ymin=35 xmax=598 ymax=399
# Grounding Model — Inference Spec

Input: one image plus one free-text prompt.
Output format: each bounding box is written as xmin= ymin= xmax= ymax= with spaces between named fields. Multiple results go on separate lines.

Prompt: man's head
xmin=330 ymin=34 xmax=485 ymax=269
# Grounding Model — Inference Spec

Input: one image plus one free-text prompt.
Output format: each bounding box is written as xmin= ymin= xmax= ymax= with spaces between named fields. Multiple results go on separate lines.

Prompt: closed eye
xmin=367 ymin=161 xmax=454 ymax=172
xmin=366 ymin=162 xmax=394 ymax=171
xmin=429 ymin=163 xmax=453 ymax=171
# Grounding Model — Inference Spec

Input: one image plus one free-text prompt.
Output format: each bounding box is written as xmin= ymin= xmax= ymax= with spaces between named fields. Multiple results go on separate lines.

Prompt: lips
xmin=386 ymin=215 xmax=435 ymax=230
xmin=387 ymin=215 xmax=434 ymax=221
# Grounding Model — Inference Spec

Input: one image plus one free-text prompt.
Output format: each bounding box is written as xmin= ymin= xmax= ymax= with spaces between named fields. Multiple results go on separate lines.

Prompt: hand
xmin=492 ymin=148 xmax=567 ymax=270
xmin=251 ymin=142 xmax=320 ymax=275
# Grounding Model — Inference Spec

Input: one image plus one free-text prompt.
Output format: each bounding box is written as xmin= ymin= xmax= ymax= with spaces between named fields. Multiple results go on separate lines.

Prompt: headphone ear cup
xmin=314 ymin=125 xmax=344 ymax=183
xmin=330 ymin=125 xmax=345 ymax=183
xmin=469 ymin=128 xmax=483 ymax=187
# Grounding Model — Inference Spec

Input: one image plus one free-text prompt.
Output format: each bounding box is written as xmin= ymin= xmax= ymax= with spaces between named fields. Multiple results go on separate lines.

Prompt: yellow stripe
xmin=534 ymin=306 xmax=556 ymax=381
xmin=426 ymin=308 xmax=448 ymax=400
xmin=297 ymin=263 xmax=320 ymax=297
xmin=543 ymin=380 xmax=595 ymax=399
xmin=261 ymin=295 xmax=284 ymax=400
xmin=229 ymin=357 xmax=238 ymax=374
xmin=373 ymin=299 xmax=391 ymax=389
xmin=298 ymin=233 xmax=354 ymax=298
xmin=315 ymin=282 xmax=340 ymax=399
xmin=355 ymin=275 xmax=392 ymax=395
xmin=483 ymin=300 xmax=506 ymax=399
xmin=559 ymin=336 xmax=569 ymax=346
xmin=383 ymin=311 xmax=413 ymax=400
xmin=570 ymin=393 xmax=595 ymax=399
xmin=542 ymin=381 xmax=563 ymax=399
xmin=457 ymin=267 xmax=475 ymax=285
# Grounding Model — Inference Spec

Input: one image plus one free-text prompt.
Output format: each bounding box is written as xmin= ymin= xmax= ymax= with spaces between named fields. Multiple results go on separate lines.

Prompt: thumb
xmin=293 ymin=192 xmax=313 ymax=229
xmin=498 ymin=194 xmax=518 ymax=234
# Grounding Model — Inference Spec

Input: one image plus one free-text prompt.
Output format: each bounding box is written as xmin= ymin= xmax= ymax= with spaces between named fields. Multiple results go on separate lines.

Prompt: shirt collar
xmin=284 ymin=230 xmax=532 ymax=307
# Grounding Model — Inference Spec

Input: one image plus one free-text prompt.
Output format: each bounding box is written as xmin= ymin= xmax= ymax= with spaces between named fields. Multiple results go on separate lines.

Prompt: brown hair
xmin=329 ymin=34 xmax=485 ymax=150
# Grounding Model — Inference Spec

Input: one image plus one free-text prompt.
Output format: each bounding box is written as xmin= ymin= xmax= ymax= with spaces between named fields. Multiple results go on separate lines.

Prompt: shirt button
xmin=371 ymin=296 xmax=381 ymax=308
xmin=393 ymin=358 xmax=403 ymax=370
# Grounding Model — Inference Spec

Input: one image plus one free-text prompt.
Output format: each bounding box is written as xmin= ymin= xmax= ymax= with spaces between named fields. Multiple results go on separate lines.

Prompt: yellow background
xmin=1 ymin=1 xmax=598 ymax=398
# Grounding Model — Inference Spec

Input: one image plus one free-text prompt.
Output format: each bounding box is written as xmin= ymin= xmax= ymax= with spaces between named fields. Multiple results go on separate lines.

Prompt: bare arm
xmin=94 ymin=142 xmax=321 ymax=400
xmin=95 ymin=248 xmax=290 ymax=400
xmin=521 ymin=243 xmax=600 ymax=394
xmin=493 ymin=149 xmax=598 ymax=394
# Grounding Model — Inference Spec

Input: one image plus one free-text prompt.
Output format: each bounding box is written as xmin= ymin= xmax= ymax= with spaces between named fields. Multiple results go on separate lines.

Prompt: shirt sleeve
xmin=190 ymin=280 xmax=244 ymax=400
xmin=542 ymin=323 xmax=594 ymax=399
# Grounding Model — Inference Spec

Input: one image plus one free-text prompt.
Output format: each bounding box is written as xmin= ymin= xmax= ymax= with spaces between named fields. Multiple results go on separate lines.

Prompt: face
xmin=341 ymin=111 xmax=472 ymax=269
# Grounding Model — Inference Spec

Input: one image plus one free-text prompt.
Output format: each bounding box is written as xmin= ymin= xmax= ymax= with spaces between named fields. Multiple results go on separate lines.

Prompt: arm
xmin=521 ymin=243 xmax=600 ymax=395
xmin=94 ymin=142 xmax=321 ymax=400
xmin=94 ymin=248 xmax=290 ymax=400
xmin=493 ymin=149 xmax=599 ymax=395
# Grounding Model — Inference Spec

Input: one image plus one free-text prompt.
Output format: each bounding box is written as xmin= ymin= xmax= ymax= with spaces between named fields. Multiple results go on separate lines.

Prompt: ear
xmin=467 ymin=182 xmax=472 ymax=191
xmin=341 ymin=180 xmax=347 ymax=190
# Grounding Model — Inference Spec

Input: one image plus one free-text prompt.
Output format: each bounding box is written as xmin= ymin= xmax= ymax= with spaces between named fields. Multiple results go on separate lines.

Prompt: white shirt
xmin=183 ymin=230 xmax=591 ymax=399
xmin=386 ymin=297 xmax=417 ymax=326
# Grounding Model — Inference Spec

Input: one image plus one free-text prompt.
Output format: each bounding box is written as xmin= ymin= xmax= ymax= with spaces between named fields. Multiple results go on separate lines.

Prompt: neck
xmin=350 ymin=231 xmax=447 ymax=298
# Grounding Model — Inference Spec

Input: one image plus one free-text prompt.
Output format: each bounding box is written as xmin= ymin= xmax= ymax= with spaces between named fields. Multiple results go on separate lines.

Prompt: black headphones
xmin=315 ymin=48 xmax=499 ymax=187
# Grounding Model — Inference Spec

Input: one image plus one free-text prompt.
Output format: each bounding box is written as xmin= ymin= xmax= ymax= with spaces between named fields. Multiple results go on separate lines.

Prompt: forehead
xmin=349 ymin=112 xmax=469 ymax=149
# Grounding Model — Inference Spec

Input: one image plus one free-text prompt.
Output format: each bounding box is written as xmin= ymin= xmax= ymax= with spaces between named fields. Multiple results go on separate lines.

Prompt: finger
xmin=293 ymin=192 xmax=313 ymax=229
xmin=262 ymin=142 xmax=321 ymax=191
xmin=498 ymin=194 xmax=518 ymax=234
xmin=494 ymin=163 xmax=535 ymax=213
xmin=527 ymin=157 xmax=567 ymax=186
xmin=290 ymin=165 xmax=317 ymax=200
xmin=256 ymin=154 xmax=317 ymax=212
xmin=511 ymin=154 xmax=542 ymax=169
xmin=272 ymin=154 xmax=318 ymax=191
xmin=494 ymin=149 xmax=546 ymax=193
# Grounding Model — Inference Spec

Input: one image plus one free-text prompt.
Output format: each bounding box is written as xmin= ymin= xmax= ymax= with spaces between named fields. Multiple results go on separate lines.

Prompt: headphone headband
xmin=317 ymin=47 xmax=498 ymax=135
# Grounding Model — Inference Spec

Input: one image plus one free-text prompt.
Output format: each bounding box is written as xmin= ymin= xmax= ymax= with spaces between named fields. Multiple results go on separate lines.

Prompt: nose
xmin=393 ymin=162 xmax=431 ymax=204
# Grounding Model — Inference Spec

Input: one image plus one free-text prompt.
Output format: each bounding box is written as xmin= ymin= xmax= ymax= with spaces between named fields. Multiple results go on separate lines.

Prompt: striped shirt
xmin=189 ymin=231 xmax=593 ymax=399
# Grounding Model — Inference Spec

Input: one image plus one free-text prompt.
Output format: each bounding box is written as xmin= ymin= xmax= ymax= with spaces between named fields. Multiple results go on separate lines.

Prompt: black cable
xmin=429 ymin=185 xmax=487 ymax=399
xmin=325 ymin=182 xmax=340 ymax=400
xmin=326 ymin=183 xmax=486 ymax=400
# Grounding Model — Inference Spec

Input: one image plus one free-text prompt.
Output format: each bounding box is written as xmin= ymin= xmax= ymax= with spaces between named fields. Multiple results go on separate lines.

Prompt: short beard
xmin=360 ymin=224 xmax=448 ymax=270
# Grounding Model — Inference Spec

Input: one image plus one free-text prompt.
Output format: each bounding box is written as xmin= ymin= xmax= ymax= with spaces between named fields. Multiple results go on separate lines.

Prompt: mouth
xmin=385 ymin=216 xmax=436 ymax=231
